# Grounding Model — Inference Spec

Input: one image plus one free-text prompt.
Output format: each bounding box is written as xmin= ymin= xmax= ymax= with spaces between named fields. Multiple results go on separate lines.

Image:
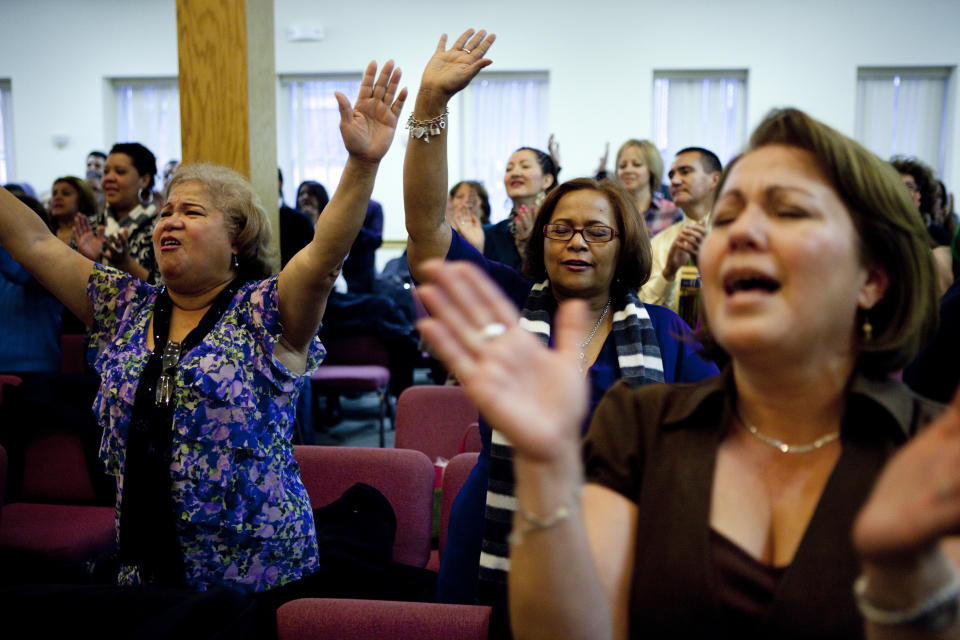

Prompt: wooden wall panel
xmin=175 ymin=0 xmax=279 ymax=263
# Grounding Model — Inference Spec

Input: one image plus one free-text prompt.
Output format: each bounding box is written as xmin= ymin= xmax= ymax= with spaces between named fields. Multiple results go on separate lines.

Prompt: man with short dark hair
xmin=639 ymin=147 xmax=722 ymax=311
xmin=85 ymin=150 xmax=107 ymax=213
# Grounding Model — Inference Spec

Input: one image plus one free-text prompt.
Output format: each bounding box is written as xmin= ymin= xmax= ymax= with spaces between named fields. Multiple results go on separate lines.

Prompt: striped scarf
xmin=476 ymin=279 xmax=665 ymax=606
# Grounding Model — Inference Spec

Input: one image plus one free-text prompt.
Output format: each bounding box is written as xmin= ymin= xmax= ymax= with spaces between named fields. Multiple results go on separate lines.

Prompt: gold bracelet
xmin=507 ymin=487 xmax=581 ymax=547
xmin=406 ymin=108 xmax=448 ymax=143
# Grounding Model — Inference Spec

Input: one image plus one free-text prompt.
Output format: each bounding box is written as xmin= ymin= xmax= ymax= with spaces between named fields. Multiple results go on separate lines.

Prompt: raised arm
xmin=0 ymin=187 xmax=94 ymax=325
xmin=403 ymin=30 xmax=495 ymax=283
xmin=853 ymin=389 xmax=960 ymax=639
xmin=277 ymin=60 xmax=406 ymax=355
xmin=416 ymin=259 xmax=633 ymax=640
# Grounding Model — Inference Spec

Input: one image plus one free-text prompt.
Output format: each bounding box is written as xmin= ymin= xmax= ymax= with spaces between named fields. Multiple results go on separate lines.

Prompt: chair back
xmin=439 ymin=452 xmax=479 ymax=558
xmin=294 ymin=445 xmax=434 ymax=567
xmin=395 ymin=386 xmax=478 ymax=465
xmin=277 ymin=598 xmax=490 ymax=640
xmin=60 ymin=334 xmax=86 ymax=374
xmin=321 ymin=334 xmax=391 ymax=367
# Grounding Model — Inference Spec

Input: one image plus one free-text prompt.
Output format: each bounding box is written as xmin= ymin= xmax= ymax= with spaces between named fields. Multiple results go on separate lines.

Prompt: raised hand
xmin=595 ymin=142 xmax=610 ymax=177
xmin=548 ymin=133 xmax=561 ymax=170
xmin=416 ymin=259 xmax=589 ymax=462
xmin=103 ymin=227 xmax=130 ymax=264
xmin=853 ymin=390 xmax=960 ymax=561
xmin=72 ymin=213 xmax=104 ymax=261
xmin=419 ymin=29 xmax=496 ymax=99
xmin=337 ymin=60 xmax=408 ymax=164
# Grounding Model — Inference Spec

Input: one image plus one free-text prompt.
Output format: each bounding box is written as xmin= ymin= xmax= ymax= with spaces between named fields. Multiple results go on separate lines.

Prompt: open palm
xmin=420 ymin=29 xmax=496 ymax=98
xmin=416 ymin=260 xmax=589 ymax=463
xmin=337 ymin=60 xmax=407 ymax=163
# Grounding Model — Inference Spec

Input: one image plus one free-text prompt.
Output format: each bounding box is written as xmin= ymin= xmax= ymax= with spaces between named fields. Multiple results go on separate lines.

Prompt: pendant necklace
xmin=578 ymin=297 xmax=611 ymax=373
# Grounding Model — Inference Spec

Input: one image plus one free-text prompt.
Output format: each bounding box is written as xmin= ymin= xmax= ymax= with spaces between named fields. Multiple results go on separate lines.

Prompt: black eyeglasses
xmin=543 ymin=223 xmax=618 ymax=243
xmin=155 ymin=340 xmax=182 ymax=407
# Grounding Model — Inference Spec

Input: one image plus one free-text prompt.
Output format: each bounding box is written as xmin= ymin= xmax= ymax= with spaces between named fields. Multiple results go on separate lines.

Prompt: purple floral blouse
xmin=86 ymin=263 xmax=324 ymax=593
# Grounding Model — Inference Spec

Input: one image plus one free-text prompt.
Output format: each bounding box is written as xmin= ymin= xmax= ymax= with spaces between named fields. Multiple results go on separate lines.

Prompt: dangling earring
xmin=231 ymin=254 xmax=240 ymax=270
xmin=139 ymin=186 xmax=152 ymax=207
xmin=861 ymin=317 xmax=873 ymax=343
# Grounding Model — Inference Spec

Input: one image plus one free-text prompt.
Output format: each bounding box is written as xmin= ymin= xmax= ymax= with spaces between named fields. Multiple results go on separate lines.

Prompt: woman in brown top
xmin=416 ymin=108 xmax=960 ymax=639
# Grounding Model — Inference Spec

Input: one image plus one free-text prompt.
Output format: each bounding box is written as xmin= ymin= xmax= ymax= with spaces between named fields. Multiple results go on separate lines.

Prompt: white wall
xmin=2 ymin=0 xmax=958 ymax=263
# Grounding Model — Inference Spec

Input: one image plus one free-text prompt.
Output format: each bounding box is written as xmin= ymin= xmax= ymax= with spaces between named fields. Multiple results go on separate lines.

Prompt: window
xmin=111 ymin=78 xmax=181 ymax=175
xmin=855 ymin=67 xmax=951 ymax=175
xmin=457 ymin=73 xmax=549 ymax=221
xmin=278 ymin=75 xmax=362 ymax=206
xmin=0 ymin=80 xmax=13 ymax=184
xmin=653 ymin=70 xmax=747 ymax=168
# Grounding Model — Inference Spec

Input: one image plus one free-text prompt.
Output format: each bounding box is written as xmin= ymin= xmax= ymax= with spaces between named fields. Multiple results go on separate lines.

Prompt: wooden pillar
xmin=175 ymin=0 xmax=279 ymax=262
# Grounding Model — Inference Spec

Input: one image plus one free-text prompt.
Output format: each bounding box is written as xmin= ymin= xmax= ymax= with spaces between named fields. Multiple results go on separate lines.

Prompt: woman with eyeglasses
xmin=0 ymin=60 xmax=406 ymax=595
xmin=402 ymin=30 xmax=718 ymax=627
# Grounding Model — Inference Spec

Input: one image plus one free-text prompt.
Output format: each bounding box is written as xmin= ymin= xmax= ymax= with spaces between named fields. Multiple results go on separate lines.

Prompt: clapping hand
xmin=664 ymin=222 xmax=707 ymax=279
xmin=72 ymin=213 xmax=104 ymax=261
xmin=416 ymin=259 xmax=589 ymax=463
xmin=419 ymin=29 xmax=496 ymax=99
xmin=512 ymin=203 xmax=538 ymax=254
xmin=338 ymin=60 xmax=408 ymax=164
xmin=854 ymin=389 xmax=960 ymax=562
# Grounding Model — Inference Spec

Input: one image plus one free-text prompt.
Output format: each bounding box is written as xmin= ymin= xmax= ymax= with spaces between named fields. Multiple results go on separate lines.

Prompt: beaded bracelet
xmin=507 ymin=487 xmax=581 ymax=547
xmin=406 ymin=108 xmax=448 ymax=143
xmin=853 ymin=571 xmax=960 ymax=630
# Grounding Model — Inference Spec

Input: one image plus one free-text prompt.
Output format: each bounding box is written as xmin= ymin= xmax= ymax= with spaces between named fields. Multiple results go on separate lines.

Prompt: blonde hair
xmin=165 ymin=163 xmax=278 ymax=280
xmin=615 ymin=139 xmax=664 ymax=195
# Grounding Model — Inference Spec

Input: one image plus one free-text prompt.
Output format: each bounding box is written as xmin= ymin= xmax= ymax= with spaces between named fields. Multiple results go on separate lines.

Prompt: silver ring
xmin=463 ymin=48 xmax=471 ymax=54
xmin=478 ymin=322 xmax=506 ymax=341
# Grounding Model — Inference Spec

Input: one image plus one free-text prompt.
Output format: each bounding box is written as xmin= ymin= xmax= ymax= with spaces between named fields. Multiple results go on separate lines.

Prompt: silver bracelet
xmin=406 ymin=108 xmax=448 ymax=143
xmin=507 ymin=487 xmax=581 ymax=547
xmin=853 ymin=571 xmax=960 ymax=630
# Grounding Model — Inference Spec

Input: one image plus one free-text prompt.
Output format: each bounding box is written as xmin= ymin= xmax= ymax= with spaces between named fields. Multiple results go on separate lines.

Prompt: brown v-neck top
xmin=583 ymin=368 xmax=943 ymax=639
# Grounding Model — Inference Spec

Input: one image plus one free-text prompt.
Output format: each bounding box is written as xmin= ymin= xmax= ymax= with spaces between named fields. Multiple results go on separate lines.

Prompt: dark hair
xmin=676 ymin=147 xmax=723 ymax=175
xmin=702 ymin=108 xmax=937 ymax=377
xmin=890 ymin=155 xmax=937 ymax=216
xmin=87 ymin=150 xmax=107 ymax=160
xmin=166 ymin=163 xmax=277 ymax=280
xmin=449 ymin=180 xmax=492 ymax=224
xmin=522 ymin=178 xmax=652 ymax=290
xmin=52 ymin=176 xmax=98 ymax=217
xmin=297 ymin=180 xmax=330 ymax=212
xmin=109 ymin=142 xmax=158 ymax=190
xmin=515 ymin=147 xmax=559 ymax=193
xmin=15 ymin=192 xmax=49 ymax=224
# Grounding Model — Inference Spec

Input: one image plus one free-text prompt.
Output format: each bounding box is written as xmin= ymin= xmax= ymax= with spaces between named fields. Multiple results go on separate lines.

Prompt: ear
xmin=709 ymin=171 xmax=721 ymax=190
xmin=542 ymin=173 xmax=555 ymax=191
xmin=138 ymin=173 xmax=151 ymax=190
xmin=857 ymin=263 xmax=889 ymax=311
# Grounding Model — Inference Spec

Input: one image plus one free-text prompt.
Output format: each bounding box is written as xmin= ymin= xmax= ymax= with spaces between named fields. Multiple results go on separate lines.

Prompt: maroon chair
xmin=0 ymin=433 xmax=114 ymax=583
xmin=460 ymin=421 xmax=483 ymax=454
xmin=277 ymin=598 xmax=490 ymax=640
xmin=426 ymin=451 xmax=480 ymax=572
xmin=394 ymin=385 xmax=479 ymax=468
xmin=311 ymin=335 xmax=393 ymax=447
xmin=293 ymin=445 xmax=434 ymax=568
xmin=0 ymin=374 xmax=114 ymax=583
xmin=60 ymin=333 xmax=86 ymax=374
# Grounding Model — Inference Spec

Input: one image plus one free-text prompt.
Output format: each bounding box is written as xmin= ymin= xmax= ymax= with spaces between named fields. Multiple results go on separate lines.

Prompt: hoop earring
xmin=139 ymin=187 xmax=152 ymax=207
